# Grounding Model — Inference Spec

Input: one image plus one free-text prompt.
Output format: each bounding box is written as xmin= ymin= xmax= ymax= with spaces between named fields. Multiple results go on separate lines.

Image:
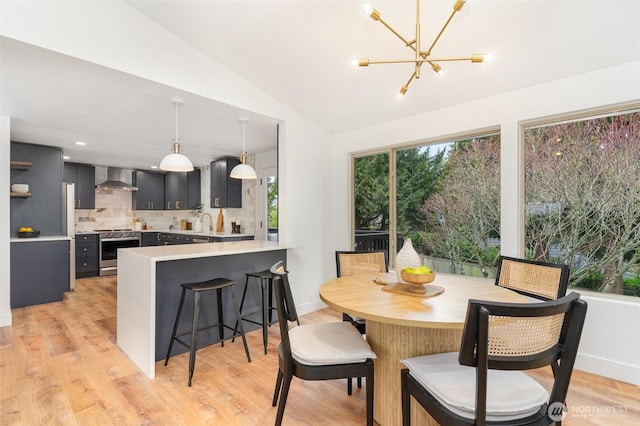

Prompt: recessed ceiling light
xmin=75 ymin=141 xmax=86 ymax=146
xmin=63 ymin=155 xmax=70 ymax=160
xmin=150 ymin=165 xmax=158 ymax=169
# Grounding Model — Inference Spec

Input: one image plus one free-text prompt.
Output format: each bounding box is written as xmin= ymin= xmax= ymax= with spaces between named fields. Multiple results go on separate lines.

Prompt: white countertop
xmin=11 ymin=236 xmax=72 ymax=243
xmin=121 ymin=240 xmax=287 ymax=262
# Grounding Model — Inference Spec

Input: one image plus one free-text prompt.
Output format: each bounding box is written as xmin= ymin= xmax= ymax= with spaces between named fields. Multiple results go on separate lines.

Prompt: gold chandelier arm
xmin=376 ymin=15 xmax=413 ymax=47
xmin=362 ymin=55 xmax=484 ymax=66
xmin=400 ymin=68 xmax=419 ymax=96
xmin=424 ymin=0 xmax=466 ymax=57
xmin=361 ymin=58 xmax=429 ymax=65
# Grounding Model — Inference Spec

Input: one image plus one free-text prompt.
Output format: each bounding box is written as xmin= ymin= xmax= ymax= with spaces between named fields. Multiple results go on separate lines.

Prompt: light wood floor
xmin=1 ymin=276 xmax=638 ymax=425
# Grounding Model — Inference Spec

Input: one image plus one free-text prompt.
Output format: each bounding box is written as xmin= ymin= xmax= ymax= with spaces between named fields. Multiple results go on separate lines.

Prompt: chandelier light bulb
xmin=363 ymin=4 xmax=380 ymax=21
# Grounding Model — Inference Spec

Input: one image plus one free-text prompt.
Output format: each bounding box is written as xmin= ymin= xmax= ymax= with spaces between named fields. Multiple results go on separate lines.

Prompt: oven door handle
xmin=101 ymin=237 xmax=141 ymax=242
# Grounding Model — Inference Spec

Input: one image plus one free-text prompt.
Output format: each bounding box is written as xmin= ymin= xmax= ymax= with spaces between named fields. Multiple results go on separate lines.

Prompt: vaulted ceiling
xmin=1 ymin=1 xmax=639 ymax=170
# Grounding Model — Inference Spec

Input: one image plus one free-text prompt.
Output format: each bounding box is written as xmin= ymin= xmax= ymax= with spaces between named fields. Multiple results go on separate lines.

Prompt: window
xmin=523 ymin=109 xmax=640 ymax=296
xmin=352 ymin=133 xmax=500 ymax=276
xmin=353 ymin=151 xmax=390 ymax=251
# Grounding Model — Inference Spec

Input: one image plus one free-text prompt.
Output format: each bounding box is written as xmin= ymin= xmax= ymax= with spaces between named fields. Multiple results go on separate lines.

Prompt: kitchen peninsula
xmin=117 ymin=240 xmax=288 ymax=378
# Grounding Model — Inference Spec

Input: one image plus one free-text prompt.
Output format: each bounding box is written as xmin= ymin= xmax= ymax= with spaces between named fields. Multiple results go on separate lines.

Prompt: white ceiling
xmin=1 ymin=0 xmax=639 ymax=170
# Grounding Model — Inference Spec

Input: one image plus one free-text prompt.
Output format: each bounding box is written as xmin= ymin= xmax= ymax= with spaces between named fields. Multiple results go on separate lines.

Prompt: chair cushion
xmin=402 ymin=352 xmax=548 ymax=422
xmin=289 ymin=322 xmax=376 ymax=365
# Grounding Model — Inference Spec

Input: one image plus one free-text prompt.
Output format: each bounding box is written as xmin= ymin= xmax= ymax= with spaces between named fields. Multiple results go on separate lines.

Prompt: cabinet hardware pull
xmin=176 ymin=201 xmax=181 ymax=209
xmin=167 ymin=202 xmax=172 ymax=210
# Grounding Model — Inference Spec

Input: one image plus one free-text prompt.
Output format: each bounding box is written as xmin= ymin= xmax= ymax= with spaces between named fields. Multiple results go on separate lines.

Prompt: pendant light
xmin=159 ymin=99 xmax=194 ymax=172
xmin=230 ymin=117 xmax=257 ymax=180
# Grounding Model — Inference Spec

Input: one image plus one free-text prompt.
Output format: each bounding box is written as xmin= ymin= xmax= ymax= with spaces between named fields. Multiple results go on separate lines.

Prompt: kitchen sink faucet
xmin=200 ymin=213 xmax=214 ymax=232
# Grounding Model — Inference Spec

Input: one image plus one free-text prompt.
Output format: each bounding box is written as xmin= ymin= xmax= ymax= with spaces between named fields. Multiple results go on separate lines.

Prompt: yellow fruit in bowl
xmin=402 ymin=266 xmax=431 ymax=274
xmin=19 ymin=226 xmax=33 ymax=233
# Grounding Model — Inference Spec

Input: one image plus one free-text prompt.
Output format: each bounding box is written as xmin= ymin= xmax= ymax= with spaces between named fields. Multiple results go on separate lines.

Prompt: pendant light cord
xmin=242 ymin=120 xmax=246 ymax=152
xmin=175 ymin=102 xmax=179 ymax=141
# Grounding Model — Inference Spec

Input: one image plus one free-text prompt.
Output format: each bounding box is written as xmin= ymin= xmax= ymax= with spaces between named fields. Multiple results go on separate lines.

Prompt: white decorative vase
xmin=395 ymin=238 xmax=421 ymax=283
xmin=193 ymin=218 xmax=202 ymax=232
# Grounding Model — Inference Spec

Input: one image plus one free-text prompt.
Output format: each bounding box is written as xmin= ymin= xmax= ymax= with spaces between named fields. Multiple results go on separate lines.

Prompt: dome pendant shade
xmin=160 ymin=141 xmax=194 ymax=172
xmin=230 ymin=118 xmax=257 ymax=180
xmin=160 ymin=100 xmax=194 ymax=172
xmin=230 ymin=152 xmax=257 ymax=179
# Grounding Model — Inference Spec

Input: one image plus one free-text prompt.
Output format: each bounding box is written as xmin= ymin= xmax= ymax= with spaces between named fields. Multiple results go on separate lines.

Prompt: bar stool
xmin=164 ymin=277 xmax=251 ymax=386
xmin=234 ymin=269 xmax=278 ymax=354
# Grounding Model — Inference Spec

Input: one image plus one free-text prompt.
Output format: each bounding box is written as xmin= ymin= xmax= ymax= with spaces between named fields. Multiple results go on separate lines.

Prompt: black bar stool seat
xmin=165 ymin=277 xmax=251 ymax=386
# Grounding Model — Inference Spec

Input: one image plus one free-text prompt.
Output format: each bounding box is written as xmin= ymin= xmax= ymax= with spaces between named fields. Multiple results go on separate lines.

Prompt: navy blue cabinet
xmin=142 ymin=232 xmax=160 ymax=246
xmin=10 ymin=142 xmax=64 ymax=237
xmin=64 ymin=162 xmax=96 ymax=209
xmin=11 ymin=240 xmax=70 ymax=308
xmin=165 ymin=169 xmax=201 ymax=210
xmin=76 ymin=233 xmax=99 ymax=278
xmin=133 ymin=171 xmax=165 ymax=210
xmin=210 ymin=158 xmax=241 ymax=208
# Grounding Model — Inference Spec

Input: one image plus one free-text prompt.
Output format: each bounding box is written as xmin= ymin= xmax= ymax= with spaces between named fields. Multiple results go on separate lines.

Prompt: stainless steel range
xmin=97 ymin=229 xmax=141 ymax=276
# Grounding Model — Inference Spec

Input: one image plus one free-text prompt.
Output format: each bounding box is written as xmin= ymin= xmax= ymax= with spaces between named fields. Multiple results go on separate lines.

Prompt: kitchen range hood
xmin=95 ymin=167 xmax=138 ymax=191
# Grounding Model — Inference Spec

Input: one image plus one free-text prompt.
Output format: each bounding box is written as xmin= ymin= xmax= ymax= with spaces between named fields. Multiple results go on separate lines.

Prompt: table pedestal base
xmin=367 ymin=320 xmax=462 ymax=426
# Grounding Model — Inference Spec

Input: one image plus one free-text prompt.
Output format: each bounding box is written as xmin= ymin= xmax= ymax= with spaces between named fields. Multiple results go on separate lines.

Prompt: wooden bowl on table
xmin=400 ymin=270 xmax=436 ymax=294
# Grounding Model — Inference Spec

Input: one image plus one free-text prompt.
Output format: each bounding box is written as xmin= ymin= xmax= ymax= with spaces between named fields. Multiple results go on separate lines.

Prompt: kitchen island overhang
xmin=117 ymin=240 xmax=289 ymax=378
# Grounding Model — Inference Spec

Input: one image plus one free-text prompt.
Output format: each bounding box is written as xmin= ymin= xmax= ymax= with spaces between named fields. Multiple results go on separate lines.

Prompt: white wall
xmin=1 ymin=116 xmax=11 ymax=326
xmin=0 ymin=1 xmax=330 ymax=322
xmin=330 ymin=61 xmax=640 ymax=385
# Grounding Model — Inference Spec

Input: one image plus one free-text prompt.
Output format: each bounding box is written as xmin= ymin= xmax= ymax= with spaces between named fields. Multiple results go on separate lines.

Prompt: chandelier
xmin=356 ymin=0 xmax=491 ymax=96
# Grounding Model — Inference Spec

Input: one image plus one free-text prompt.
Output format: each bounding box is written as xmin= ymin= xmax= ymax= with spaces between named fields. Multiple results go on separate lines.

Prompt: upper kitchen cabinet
xmin=164 ymin=169 xmax=201 ymax=210
xmin=210 ymin=157 xmax=241 ymax=208
xmin=164 ymin=172 xmax=187 ymax=210
xmin=63 ymin=162 xmax=95 ymax=209
xmin=133 ymin=171 xmax=165 ymax=210
xmin=10 ymin=142 xmax=64 ymax=237
xmin=187 ymin=169 xmax=201 ymax=210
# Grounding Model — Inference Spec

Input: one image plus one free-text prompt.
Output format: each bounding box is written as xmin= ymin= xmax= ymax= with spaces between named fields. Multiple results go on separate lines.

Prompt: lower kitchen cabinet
xmin=142 ymin=232 xmax=160 ymax=246
xmin=76 ymin=233 xmax=99 ymax=278
xmin=209 ymin=235 xmax=254 ymax=242
xmin=11 ymin=240 xmax=70 ymax=308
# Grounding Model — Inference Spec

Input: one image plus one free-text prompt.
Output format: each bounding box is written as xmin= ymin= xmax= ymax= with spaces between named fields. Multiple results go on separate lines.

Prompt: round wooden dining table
xmin=319 ymin=271 xmax=526 ymax=426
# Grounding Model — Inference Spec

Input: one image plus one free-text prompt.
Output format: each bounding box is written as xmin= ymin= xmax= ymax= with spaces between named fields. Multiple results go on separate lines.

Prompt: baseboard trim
xmin=576 ymin=352 xmax=640 ymax=386
xmin=0 ymin=311 xmax=12 ymax=327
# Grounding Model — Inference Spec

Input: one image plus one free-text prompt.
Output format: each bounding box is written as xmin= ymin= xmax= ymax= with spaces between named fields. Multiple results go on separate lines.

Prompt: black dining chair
xmin=401 ymin=292 xmax=587 ymax=425
xmin=270 ymin=261 xmax=376 ymax=426
xmin=495 ymin=256 xmax=570 ymax=301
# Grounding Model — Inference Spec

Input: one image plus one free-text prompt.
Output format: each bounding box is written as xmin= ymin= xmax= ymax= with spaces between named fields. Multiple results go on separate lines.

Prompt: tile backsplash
xmin=74 ymin=163 xmax=256 ymax=234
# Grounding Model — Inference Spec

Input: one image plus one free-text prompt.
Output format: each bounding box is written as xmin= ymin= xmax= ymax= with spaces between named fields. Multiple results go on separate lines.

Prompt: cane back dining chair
xmin=335 ymin=250 xmax=387 ymax=394
xmin=335 ymin=250 xmax=388 ymax=332
xmin=495 ymin=256 xmax=570 ymax=301
xmin=401 ymin=292 xmax=587 ymax=425
xmin=270 ymin=261 xmax=376 ymax=426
